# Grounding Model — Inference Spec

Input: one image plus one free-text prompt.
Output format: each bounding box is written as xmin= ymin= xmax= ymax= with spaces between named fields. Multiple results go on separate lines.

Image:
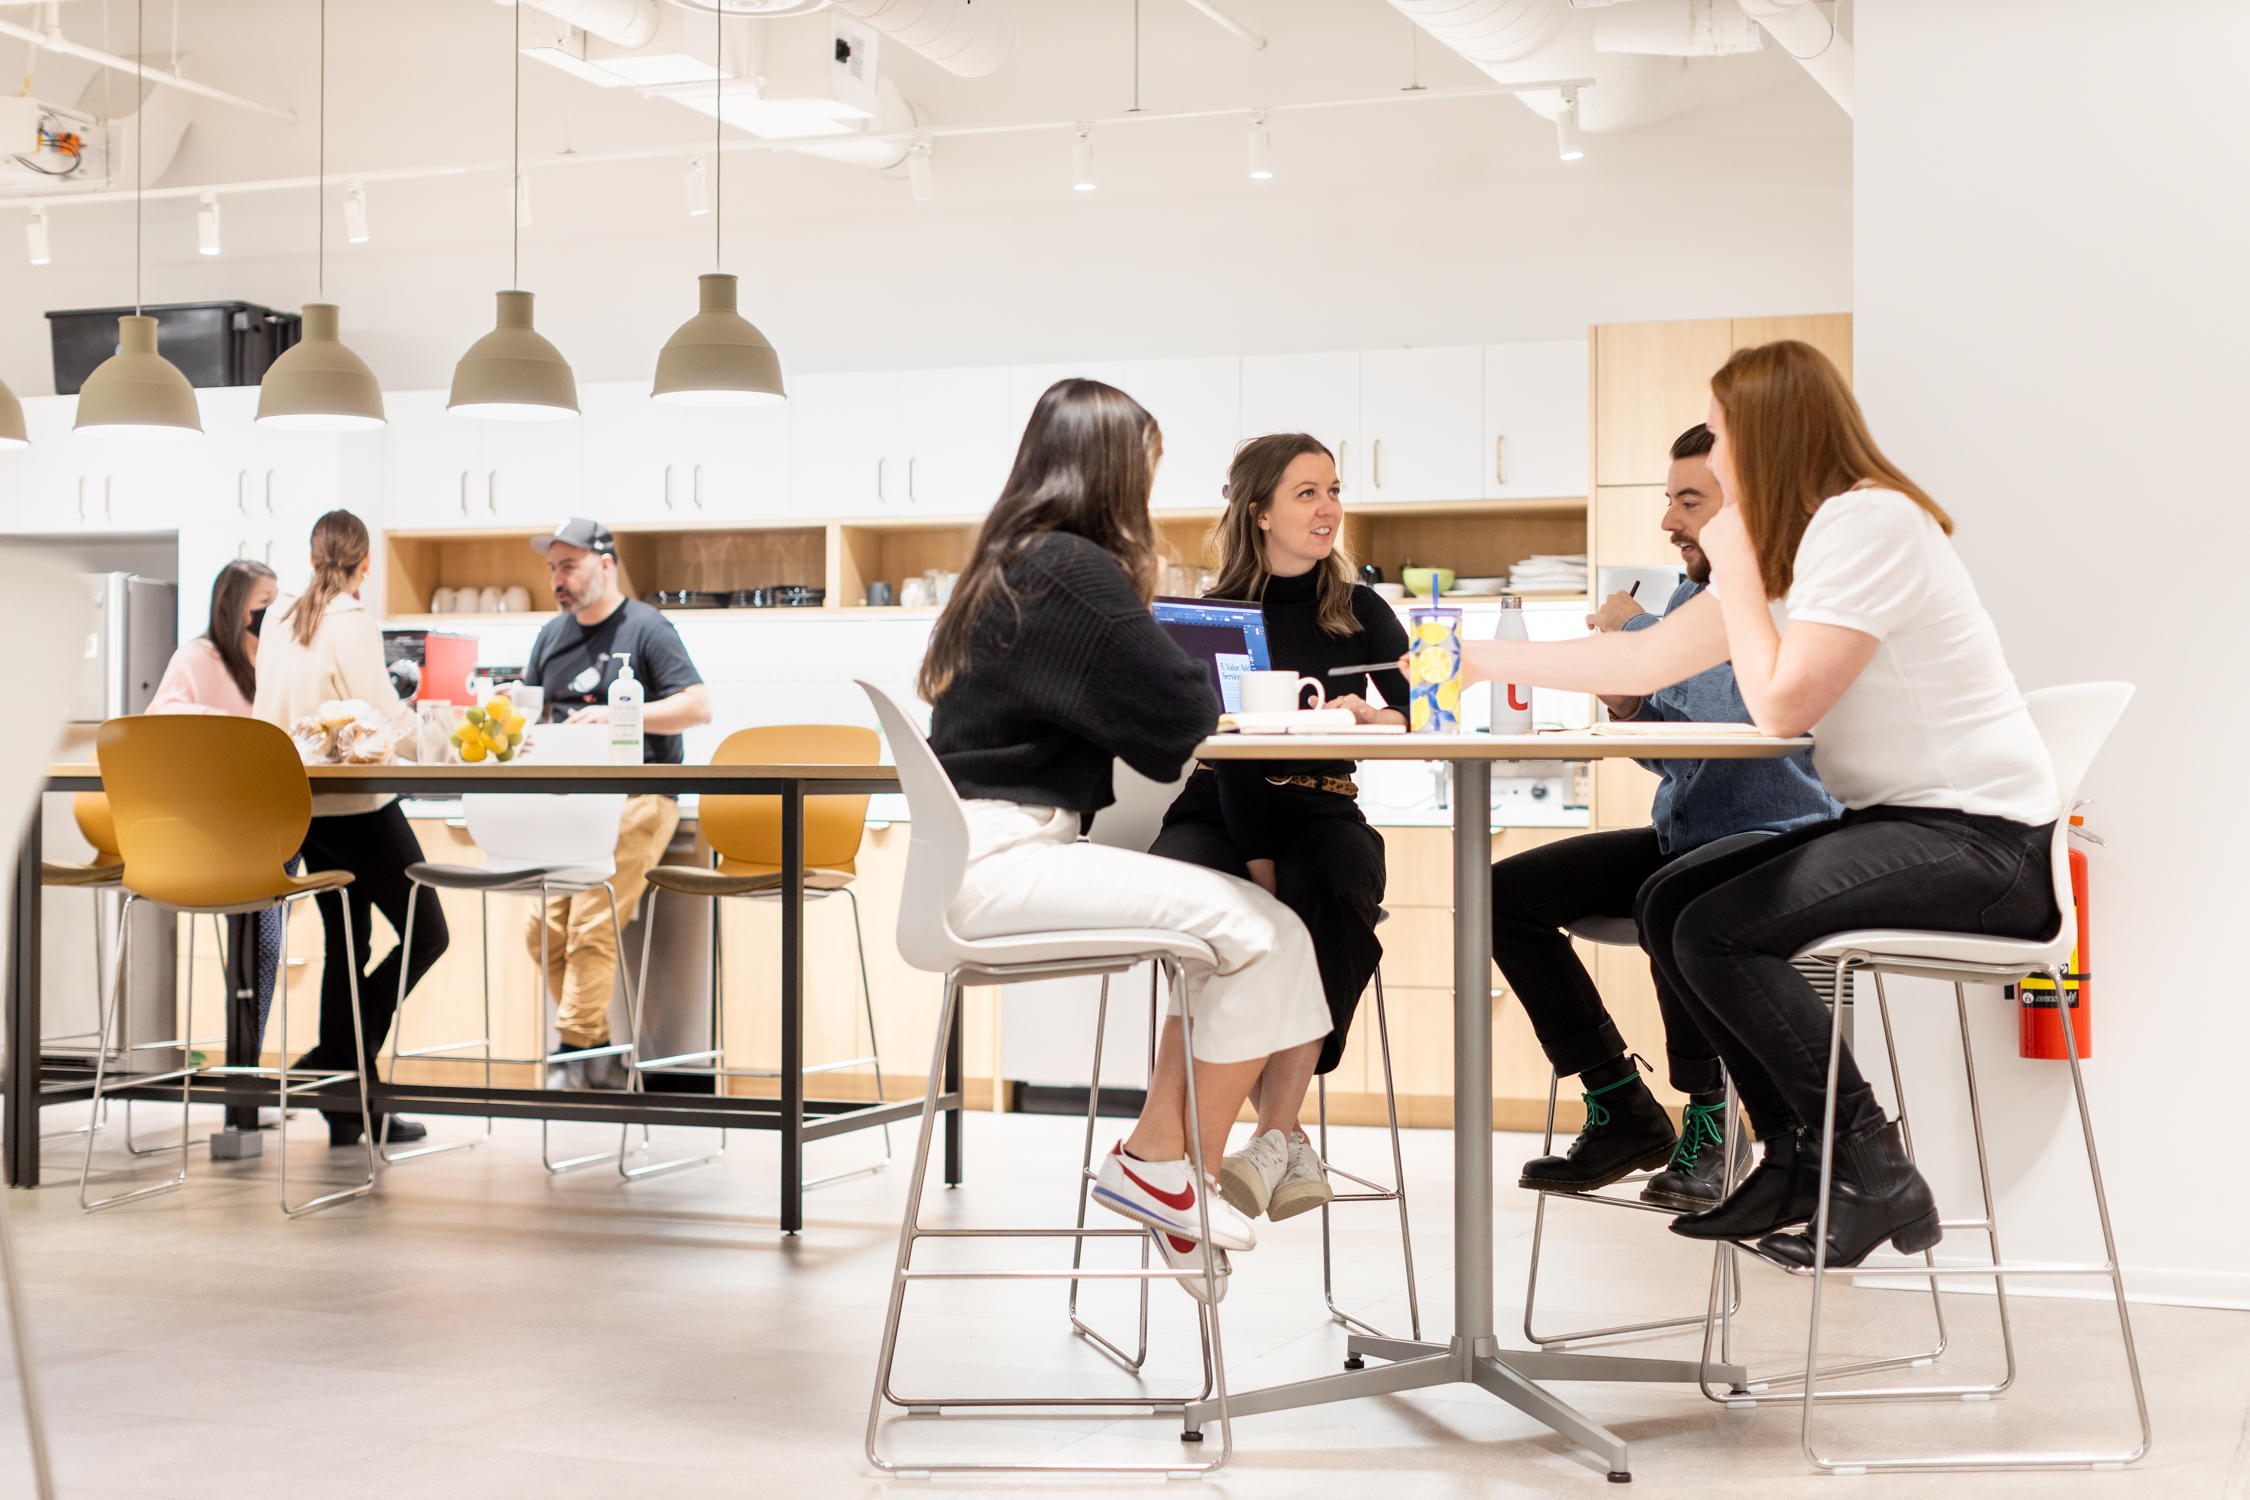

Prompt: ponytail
xmin=283 ymin=510 xmax=371 ymax=647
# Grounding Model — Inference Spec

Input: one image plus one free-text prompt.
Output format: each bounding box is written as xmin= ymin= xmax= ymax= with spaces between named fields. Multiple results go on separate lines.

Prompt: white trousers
xmin=948 ymin=800 xmax=1331 ymax=1065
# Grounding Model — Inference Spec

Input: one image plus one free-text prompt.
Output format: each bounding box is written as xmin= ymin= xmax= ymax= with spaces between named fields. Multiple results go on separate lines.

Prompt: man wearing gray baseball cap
xmin=521 ymin=518 xmax=710 ymax=1088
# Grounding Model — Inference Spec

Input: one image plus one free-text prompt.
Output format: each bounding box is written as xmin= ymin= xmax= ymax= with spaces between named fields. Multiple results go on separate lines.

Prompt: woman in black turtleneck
xmin=1152 ymin=433 xmax=1409 ymax=1226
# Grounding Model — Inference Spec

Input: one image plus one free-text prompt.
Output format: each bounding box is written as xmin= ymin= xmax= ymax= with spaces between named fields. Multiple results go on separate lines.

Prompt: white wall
xmin=0 ymin=0 xmax=1849 ymax=395
xmin=1856 ymin=2 xmax=2250 ymax=1307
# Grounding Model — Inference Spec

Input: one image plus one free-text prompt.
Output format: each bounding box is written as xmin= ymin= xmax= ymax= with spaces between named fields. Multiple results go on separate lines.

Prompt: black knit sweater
xmin=928 ymin=532 xmax=1217 ymax=823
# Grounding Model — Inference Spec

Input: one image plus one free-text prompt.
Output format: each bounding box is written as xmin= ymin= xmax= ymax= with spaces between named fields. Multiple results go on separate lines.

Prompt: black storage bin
xmin=45 ymin=301 xmax=302 ymax=395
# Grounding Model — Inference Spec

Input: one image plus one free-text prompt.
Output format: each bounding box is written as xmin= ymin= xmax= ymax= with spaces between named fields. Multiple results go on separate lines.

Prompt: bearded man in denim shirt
xmin=1493 ymin=425 xmax=1838 ymax=1208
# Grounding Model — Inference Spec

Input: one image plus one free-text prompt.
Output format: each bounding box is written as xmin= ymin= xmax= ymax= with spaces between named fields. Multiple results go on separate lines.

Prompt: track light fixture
xmin=25 ymin=205 xmax=49 ymax=266
xmin=1247 ymin=108 xmax=1272 ymax=180
xmin=196 ymin=192 xmax=221 ymax=255
xmin=343 ymin=181 xmax=369 ymax=243
xmin=907 ymin=134 xmax=933 ymax=203
xmin=1071 ymin=123 xmax=1095 ymax=191
xmin=1556 ymin=88 xmax=1584 ymax=162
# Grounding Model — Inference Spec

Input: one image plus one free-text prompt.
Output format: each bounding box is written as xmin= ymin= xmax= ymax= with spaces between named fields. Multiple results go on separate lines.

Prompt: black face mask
xmin=247 ymin=607 xmax=268 ymax=639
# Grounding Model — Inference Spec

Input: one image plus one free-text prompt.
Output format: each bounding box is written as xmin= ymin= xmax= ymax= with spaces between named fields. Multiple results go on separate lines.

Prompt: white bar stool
xmin=858 ymin=681 xmax=1238 ymax=1478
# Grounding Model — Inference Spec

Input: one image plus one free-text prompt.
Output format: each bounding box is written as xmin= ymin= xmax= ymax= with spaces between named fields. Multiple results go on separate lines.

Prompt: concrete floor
xmin=0 ymin=1105 xmax=2235 ymax=1498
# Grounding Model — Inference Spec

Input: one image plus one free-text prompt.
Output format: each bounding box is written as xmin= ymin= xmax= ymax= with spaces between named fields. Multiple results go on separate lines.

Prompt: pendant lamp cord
xmin=316 ymin=0 xmax=326 ymax=298
xmin=713 ymin=4 xmax=720 ymax=271
xmin=512 ymin=0 xmax=521 ymax=292
xmin=135 ymin=0 xmax=143 ymax=315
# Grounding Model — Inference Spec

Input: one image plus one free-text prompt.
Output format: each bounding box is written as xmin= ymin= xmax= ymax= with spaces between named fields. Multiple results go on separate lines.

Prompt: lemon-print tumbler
xmin=1408 ymin=607 xmax=1464 ymax=734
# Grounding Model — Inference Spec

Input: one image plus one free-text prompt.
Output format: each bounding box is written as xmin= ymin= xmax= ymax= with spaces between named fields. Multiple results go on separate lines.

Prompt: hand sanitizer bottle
xmin=607 ymin=653 xmax=644 ymax=766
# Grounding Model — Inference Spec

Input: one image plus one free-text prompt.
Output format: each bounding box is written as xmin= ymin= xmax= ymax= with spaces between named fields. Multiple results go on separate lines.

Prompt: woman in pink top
xmin=150 ymin=558 xmax=281 ymax=1135
xmin=149 ymin=560 xmax=276 ymax=717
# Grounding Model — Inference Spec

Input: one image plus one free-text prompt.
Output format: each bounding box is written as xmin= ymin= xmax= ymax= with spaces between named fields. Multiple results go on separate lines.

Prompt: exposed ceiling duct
xmin=1734 ymin=0 xmax=1851 ymax=114
xmin=827 ymin=0 xmax=1017 ymax=79
xmin=517 ymin=0 xmax=662 ymax=48
xmin=1383 ymin=0 xmax=1696 ymax=134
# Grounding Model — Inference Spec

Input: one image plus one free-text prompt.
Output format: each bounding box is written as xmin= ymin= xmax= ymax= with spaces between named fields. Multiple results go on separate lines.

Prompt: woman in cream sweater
xmin=253 ymin=510 xmax=446 ymax=1147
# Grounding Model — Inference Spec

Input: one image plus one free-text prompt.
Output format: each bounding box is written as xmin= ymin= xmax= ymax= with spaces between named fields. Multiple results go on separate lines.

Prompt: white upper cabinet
xmin=477 ymin=413 xmax=584 ymax=528
xmin=383 ymin=389 xmax=482 ymax=530
xmin=789 ymin=371 xmax=900 ymax=518
xmin=1481 ymin=340 xmax=1588 ymax=500
xmin=1241 ymin=352 xmax=1361 ymax=492
xmin=1007 ymin=362 xmax=1124 ymax=444
xmin=1115 ymin=357 xmax=1240 ymax=510
xmin=1359 ymin=346 xmax=1485 ymax=504
xmin=581 ymin=381 xmax=792 ymax=527
xmin=3 ymin=396 xmax=182 ymax=533
xmin=896 ymin=366 xmax=1011 ymax=514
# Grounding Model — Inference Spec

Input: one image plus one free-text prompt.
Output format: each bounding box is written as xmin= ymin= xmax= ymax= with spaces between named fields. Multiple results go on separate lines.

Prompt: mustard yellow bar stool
xmin=38 ymin=794 xmax=128 ymax=1141
xmin=78 ymin=716 xmax=375 ymax=1217
xmin=637 ymin=724 xmax=890 ymax=1185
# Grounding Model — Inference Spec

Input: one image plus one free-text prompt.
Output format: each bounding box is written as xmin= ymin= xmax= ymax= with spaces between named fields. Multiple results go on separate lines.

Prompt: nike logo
xmin=1164 ymin=1234 xmax=1200 ymax=1255
xmin=1119 ymin=1159 xmax=1197 ymax=1212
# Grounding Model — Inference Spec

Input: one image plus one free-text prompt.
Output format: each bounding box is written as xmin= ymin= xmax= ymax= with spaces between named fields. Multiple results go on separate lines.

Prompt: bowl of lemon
xmin=450 ymin=694 xmax=528 ymax=764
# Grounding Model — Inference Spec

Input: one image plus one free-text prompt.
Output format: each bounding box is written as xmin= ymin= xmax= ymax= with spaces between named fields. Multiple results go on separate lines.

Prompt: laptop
xmin=1152 ymin=596 xmax=1270 ymax=714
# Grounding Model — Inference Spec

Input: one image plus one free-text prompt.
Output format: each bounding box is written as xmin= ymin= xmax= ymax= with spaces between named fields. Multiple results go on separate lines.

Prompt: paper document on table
xmin=1217 ymin=709 xmax=1405 ymax=735
xmin=1584 ymin=721 xmax=1769 ymax=737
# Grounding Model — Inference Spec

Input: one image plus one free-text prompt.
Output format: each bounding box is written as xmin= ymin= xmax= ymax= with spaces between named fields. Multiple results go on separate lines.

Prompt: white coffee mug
xmin=1239 ymin=670 xmax=1326 ymax=714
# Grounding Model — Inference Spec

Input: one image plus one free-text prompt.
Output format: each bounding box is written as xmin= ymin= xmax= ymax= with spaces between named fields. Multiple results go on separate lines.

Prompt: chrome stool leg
xmin=617 ymin=885 xmax=723 ymax=1181
xmin=78 ymin=894 xmax=190 ymax=1210
xmin=1067 ymin=969 xmax=1160 ymax=1371
xmin=276 ymin=889 xmax=376 ymax=1217
xmin=378 ymin=883 xmax=494 ymax=1164
xmin=1319 ymin=964 xmax=1421 ymax=1348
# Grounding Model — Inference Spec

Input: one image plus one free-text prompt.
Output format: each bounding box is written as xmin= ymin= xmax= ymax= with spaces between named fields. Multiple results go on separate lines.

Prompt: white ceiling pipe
xmin=1734 ymin=0 xmax=1851 ymax=115
xmin=504 ymin=0 xmax=662 ymax=48
xmin=0 ymin=14 xmax=296 ymax=121
xmin=829 ymin=0 xmax=1017 ymax=78
xmin=1384 ymin=0 xmax=1689 ymax=134
xmin=1179 ymin=0 xmax=1265 ymax=50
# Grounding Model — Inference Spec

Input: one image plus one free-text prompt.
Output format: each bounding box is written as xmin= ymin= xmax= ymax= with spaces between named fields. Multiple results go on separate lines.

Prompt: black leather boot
xmin=1519 ymin=1070 xmax=1676 ymax=1193
xmin=1639 ymin=1100 xmax=1750 ymax=1211
xmin=1757 ymin=1120 xmax=1942 ymax=1269
xmin=1668 ymin=1126 xmax=1818 ymax=1240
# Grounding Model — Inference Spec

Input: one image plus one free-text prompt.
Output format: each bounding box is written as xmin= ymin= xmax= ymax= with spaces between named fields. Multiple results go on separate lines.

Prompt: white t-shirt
xmin=1772 ymin=489 xmax=2055 ymax=824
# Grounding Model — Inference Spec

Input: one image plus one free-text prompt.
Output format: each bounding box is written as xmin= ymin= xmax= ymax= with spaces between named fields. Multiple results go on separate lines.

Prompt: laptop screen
xmin=1152 ymin=597 xmax=1270 ymax=714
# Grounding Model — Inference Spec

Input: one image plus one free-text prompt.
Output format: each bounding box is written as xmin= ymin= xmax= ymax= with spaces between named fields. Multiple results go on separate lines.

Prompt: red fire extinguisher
xmin=2012 ymin=805 xmax=2098 ymax=1059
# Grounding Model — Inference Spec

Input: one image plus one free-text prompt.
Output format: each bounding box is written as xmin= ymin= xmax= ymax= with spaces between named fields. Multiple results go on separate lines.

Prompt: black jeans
xmin=295 ymin=802 xmax=450 ymax=1078
xmin=1150 ymin=773 xmax=1385 ymax=1075
xmin=1490 ymin=827 xmax=1756 ymax=1096
xmin=1637 ymin=806 xmax=2058 ymax=1143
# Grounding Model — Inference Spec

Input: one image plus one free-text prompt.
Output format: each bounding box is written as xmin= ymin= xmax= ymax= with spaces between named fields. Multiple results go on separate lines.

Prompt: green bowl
xmin=1402 ymin=567 xmax=1455 ymax=597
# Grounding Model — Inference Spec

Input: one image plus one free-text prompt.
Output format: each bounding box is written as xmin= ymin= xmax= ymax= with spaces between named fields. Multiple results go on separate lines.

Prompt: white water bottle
xmin=607 ymin=652 xmax=644 ymax=766
xmin=1490 ymin=595 xmax=1534 ymax=735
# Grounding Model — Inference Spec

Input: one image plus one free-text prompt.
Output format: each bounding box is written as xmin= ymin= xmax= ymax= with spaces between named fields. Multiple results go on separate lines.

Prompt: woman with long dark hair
xmin=926 ymin=380 xmax=1330 ymax=1297
xmin=1457 ymin=341 xmax=2058 ymax=1269
xmin=253 ymin=510 xmax=447 ymax=1147
xmin=1151 ymin=433 xmax=1407 ymax=1226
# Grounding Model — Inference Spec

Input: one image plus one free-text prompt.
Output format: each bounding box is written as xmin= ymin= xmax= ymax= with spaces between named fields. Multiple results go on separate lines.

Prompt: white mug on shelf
xmin=1238 ymin=670 xmax=1326 ymax=714
xmin=478 ymin=586 xmax=504 ymax=614
xmin=501 ymin=585 xmax=531 ymax=613
xmin=429 ymin=589 xmax=452 ymax=613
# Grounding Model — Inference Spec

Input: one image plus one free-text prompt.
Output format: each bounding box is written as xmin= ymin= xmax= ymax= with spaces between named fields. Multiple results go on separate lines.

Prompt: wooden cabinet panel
xmin=1594 ymin=941 xmax=1682 ymax=1106
xmin=1731 ymin=314 xmax=1853 ymax=381
xmin=1593 ymin=484 xmax=1677 ymax=568
xmin=1594 ymin=757 xmax=1658 ymax=831
xmin=1593 ymin=319 xmax=1732 ymax=487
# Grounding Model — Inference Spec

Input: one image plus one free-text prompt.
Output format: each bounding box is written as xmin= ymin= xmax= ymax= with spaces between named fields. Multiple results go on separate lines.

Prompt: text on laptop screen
xmin=1152 ymin=597 xmax=1271 ymax=713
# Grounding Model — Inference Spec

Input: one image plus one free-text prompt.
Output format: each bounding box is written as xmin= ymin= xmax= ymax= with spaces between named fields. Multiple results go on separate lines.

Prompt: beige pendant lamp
xmin=651 ymin=3 xmax=784 ymax=408
xmin=258 ymin=0 xmax=385 ymax=431
xmin=76 ymin=0 xmax=201 ymax=441
xmin=0 ymin=379 xmax=27 ymax=449
xmin=451 ymin=0 xmax=577 ymax=422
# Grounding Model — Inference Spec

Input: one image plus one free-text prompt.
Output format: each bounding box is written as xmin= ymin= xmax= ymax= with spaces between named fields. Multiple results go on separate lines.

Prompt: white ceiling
xmin=0 ymin=0 xmax=1853 ymax=395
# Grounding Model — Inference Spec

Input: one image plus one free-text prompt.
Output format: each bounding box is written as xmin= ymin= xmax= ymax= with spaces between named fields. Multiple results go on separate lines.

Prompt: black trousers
xmin=1150 ymin=774 xmax=1385 ymax=1075
xmin=1636 ymin=806 xmax=2058 ymax=1143
xmin=1490 ymin=827 xmax=1737 ymax=1097
xmin=295 ymin=802 xmax=450 ymax=1078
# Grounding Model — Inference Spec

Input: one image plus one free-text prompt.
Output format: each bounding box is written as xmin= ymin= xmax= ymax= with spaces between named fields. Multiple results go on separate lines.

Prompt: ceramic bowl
xmin=1402 ymin=567 xmax=1455 ymax=597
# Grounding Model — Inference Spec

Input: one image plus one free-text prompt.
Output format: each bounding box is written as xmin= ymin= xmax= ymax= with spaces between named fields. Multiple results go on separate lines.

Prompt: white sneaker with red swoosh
xmin=1092 ymin=1143 xmax=1257 ymax=1251
xmin=1154 ymin=1229 xmax=1230 ymax=1304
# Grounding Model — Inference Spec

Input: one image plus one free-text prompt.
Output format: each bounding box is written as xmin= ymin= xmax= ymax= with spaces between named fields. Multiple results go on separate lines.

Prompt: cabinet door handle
xmin=876 ymin=456 xmax=886 ymax=503
xmin=236 ymin=541 xmax=247 ymax=560
xmin=1493 ymin=434 xmax=1505 ymax=486
xmin=487 ymin=470 xmax=497 ymax=514
xmin=907 ymin=456 xmax=917 ymax=502
xmin=103 ymin=475 xmax=111 ymax=519
xmin=264 ymin=469 xmax=275 ymax=516
xmin=1372 ymin=438 xmax=1383 ymax=489
xmin=76 ymin=476 xmax=84 ymax=521
xmin=262 ymin=540 xmax=273 ymax=566
xmin=663 ymin=464 xmax=674 ymax=510
xmin=1336 ymin=440 xmax=1346 ymax=486
xmin=459 ymin=471 xmax=469 ymax=516
xmin=237 ymin=469 xmax=249 ymax=515
xmin=692 ymin=463 xmax=702 ymax=509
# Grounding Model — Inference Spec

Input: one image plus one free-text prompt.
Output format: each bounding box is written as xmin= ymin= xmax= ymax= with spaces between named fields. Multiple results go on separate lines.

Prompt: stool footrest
xmin=398 ymin=1040 xmax=491 ymax=1059
xmin=902 ymin=1268 xmax=1202 ymax=1282
xmin=542 ymin=1043 xmax=631 ymax=1063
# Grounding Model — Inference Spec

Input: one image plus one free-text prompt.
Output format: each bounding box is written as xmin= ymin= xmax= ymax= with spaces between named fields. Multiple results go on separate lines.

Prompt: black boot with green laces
xmin=1640 ymin=1096 xmax=1750 ymax=1211
xmin=1518 ymin=1057 xmax=1676 ymax=1193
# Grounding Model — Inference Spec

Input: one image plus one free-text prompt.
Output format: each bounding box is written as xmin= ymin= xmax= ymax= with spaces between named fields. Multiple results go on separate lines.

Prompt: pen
xmin=1630 ymin=581 xmax=1642 ymax=598
xmin=1327 ymin=661 xmax=1408 ymax=676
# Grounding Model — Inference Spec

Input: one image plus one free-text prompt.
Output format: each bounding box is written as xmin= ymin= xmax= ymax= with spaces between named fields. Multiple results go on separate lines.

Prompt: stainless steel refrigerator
xmin=42 ymin=574 xmax=178 ymax=1073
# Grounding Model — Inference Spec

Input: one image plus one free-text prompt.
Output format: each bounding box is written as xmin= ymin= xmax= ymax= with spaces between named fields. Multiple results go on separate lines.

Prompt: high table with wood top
xmin=7 ymin=761 xmax=928 ymax=1236
xmin=1181 ymin=727 xmax=1811 ymax=1483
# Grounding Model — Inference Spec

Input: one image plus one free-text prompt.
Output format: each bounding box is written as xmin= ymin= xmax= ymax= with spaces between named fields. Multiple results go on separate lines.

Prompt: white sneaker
xmin=1268 ymin=1131 xmax=1335 ymax=1222
xmin=1092 ymin=1144 xmax=1257 ymax=1252
xmin=1218 ymin=1128 xmax=1289 ymax=1219
xmin=1154 ymin=1229 xmax=1230 ymax=1305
